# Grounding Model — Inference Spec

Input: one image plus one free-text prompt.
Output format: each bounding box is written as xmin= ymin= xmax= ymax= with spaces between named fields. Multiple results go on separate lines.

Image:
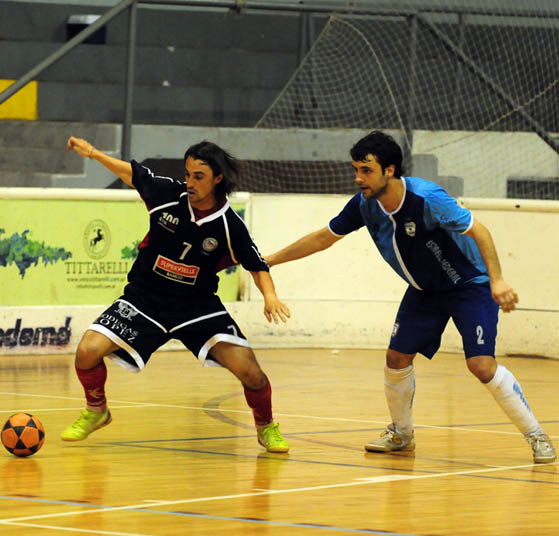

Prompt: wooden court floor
xmin=0 ymin=348 xmax=558 ymax=536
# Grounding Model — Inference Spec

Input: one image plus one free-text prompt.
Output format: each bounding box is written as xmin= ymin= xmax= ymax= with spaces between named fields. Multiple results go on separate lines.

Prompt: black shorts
xmin=88 ymin=292 xmax=249 ymax=372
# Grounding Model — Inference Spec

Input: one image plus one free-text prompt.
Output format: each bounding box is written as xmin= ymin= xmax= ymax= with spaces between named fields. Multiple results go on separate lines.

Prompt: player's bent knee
xmin=249 ymin=369 xmax=267 ymax=390
xmin=386 ymin=349 xmax=415 ymax=369
xmin=75 ymin=331 xmax=113 ymax=369
xmin=234 ymin=365 xmax=265 ymax=390
xmin=75 ymin=343 xmax=103 ymax=369
xmin=211 ymin=343 xmax=264 ymax=387
xmin=466 ymin=355 xmax=497 ymax=383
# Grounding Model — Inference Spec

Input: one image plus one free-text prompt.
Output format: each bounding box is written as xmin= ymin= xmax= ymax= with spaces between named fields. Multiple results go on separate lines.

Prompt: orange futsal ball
xmin=1 ymin=413 xmax=45 ymax=457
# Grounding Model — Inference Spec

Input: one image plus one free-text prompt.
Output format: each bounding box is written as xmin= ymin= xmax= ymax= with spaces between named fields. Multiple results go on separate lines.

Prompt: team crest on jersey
xmin=404 ymin=221 xmax=416 ymax=237
xmin=116 ymin=302 xmax=138 ymax=320
xmin=202 ymin=237 xmax=218 ymax=252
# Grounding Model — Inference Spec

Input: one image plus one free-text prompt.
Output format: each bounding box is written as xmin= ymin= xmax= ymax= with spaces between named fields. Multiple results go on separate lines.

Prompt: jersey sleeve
xmin=131 ymin=160 xmax=182 ymax=209
xmin=226 ymin=209 xmax=269 ymax=272
xmin=424 ymin=187 xmax=473 ymax=233
xmin=328 ymin=193 xmax=365 ymax=236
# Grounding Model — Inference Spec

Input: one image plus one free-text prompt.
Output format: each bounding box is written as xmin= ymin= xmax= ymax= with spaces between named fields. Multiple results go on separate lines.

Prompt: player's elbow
xmin=466 ymin=217 xmax=489 ymax=239
xmin=314 ymin=229 xmax=341 ymax=251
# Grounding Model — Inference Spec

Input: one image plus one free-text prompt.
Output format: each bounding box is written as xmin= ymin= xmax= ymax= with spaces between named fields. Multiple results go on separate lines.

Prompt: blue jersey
xmin=329 ymin=177 xmax=488 ymax=291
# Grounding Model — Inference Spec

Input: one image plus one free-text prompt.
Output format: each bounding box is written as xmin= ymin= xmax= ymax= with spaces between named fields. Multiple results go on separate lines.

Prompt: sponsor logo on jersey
xmin=157 ymin=212 xmax=179 ymax=233
xmin=202 ymin=237 xmax=218 ymax=252
xmin=425 ymin=239 xmax=462 ymax=284
xmin=404 ymin=221 xmax=416 ymax=237
xmin=391 ymin=322 xmax=399 ymax=338
xmin=116 ymin=302 xmax=138 ymax=320
xmin=153 ymin=254 xmax=200 ymax=285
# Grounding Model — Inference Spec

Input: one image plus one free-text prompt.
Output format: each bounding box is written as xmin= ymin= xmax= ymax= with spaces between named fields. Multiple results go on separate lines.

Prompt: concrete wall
xmin=3 ymin=1 xmax=558 ymax=130
xmin=1 ymin=1 xmax=313 ymax=126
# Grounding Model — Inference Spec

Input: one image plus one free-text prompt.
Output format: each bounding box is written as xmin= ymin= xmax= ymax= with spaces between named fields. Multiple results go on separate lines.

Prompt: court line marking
xmin=0 ymin=461 xmax=551 ymax=525
xmin=0 ymin=391 xmax=149 ymax=405
xmin=0 ymin=405 xmax=154 ymax=414
xmin=0 ymin=522 xmax=153 ymax=536
xmin=1 ymin=517 xmax=418 ymax=536
xmin=103 ymin=440 xmax=559 ymax=484
xmin=353 ymin=461 xmax=557 ymax=482
xmin=0 ymin=496 xmax=419 ymax=535
xmin=1 ymin=391 xmax=557 ymax=438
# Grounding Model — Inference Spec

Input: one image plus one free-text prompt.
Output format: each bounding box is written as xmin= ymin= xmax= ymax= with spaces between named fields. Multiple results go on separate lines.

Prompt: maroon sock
xmin=76 ymin=361 xmax=107 ymax=409
xmin=243 ymin=376 xmax=273 ymax=426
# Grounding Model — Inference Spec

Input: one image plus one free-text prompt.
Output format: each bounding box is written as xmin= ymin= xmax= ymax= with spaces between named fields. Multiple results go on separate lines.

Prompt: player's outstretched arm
xmin=465 ymin=217 xmax=518 ymax=312
xmin=66 ymin=136 xmax=134 ymax=188
xmin=266 ymin=226 xmax=343 ymax=267
xmin=250 ymin=270 xmax=291 ymax=324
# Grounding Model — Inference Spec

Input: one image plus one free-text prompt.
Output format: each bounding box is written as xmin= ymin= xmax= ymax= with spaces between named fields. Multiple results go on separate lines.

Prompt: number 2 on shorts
xmin=476 ymin=325 xmax=485 ymax=345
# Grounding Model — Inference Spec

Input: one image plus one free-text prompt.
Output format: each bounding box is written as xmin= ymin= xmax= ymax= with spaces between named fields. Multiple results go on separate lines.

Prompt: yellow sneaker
xmin=60 ymin=409 xmax=112 ymax=441
xmin=257 ymin=422 xmax=289 ymax=453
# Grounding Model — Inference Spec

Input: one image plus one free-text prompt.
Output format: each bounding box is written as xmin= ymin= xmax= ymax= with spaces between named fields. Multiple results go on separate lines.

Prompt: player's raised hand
xmin=66 ymin=136 xmax=95 ymax=159
xmin=263 ymin=296 xmax=291 ymax=324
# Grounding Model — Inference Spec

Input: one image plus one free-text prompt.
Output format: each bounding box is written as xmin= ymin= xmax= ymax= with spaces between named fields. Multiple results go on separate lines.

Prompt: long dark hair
xmin=184 ymin=141 xmax=238 ymax=200
xmin=350 ymin=130 xmax=404 ymax=177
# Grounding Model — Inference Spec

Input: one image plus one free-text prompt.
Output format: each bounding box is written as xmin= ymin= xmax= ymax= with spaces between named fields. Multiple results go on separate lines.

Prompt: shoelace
xmin=69 ymin=418 xmax=87 ymax=430
xmin=263 ymin=424 xmax=282 ymax=442
xmin=71 ymin=411 xmax=98 ymax=429
xmin=529 ymin=435 xmax=551 ymax=451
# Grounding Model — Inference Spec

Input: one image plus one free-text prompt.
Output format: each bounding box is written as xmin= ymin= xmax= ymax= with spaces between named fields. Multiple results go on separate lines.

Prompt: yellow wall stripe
xmin=0 ymin=79 xmax=38 ymax=120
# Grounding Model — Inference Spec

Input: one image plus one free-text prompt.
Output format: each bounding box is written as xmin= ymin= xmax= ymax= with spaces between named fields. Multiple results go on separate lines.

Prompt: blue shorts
xmin=389 ymin=283 xmax=499 ymax=359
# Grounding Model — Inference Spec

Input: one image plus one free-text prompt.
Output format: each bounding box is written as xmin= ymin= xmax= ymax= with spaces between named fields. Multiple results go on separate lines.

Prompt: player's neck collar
xmin=188 ymin=198 xmax=229 ymax=225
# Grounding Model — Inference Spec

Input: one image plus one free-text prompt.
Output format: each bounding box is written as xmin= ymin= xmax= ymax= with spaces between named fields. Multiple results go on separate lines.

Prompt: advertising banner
xmin=0 ymin=197 xmax=243 ymax=306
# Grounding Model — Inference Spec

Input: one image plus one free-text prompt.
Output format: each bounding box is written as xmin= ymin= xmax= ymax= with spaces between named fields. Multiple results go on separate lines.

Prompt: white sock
xmin=485 ymin=364 xmax=543 ymax=437
xmin=384 ymin=365 xmax=415 ymax=435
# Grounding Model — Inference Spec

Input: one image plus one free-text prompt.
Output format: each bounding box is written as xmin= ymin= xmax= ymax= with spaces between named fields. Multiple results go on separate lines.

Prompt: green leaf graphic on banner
xmin=0 ymin=228 xmax=72 ymax=278
xmin=121 ymin=240 xmax=140 ymax=260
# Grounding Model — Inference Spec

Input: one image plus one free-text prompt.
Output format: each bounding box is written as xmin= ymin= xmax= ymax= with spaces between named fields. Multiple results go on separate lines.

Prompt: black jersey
xmin=125 ymin=161 xmax=268 ymax=308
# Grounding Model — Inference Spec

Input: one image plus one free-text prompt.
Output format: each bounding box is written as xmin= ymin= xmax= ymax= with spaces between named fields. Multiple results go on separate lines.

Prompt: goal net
xmin=241 ymin=2 xmax=559 ymax=199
